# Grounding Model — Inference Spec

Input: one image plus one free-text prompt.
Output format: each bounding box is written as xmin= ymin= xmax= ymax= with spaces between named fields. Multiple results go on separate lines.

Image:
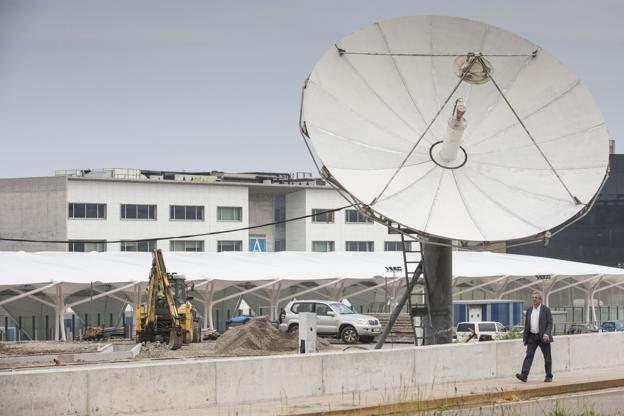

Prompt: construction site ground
xmin=0 ymin=315 xmax=417 ymax=370
xmin=125 ymin=365 xmax=624 ymax=416
xmin=0 ymin=339 xmax=415 ymax=370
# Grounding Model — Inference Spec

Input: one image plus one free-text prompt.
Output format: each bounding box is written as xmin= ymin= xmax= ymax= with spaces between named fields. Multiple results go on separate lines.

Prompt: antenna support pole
xmin=439 ymin=101 xmax=467 ymax=163
xmin=422 ymin=239 xmax=454 ymax=344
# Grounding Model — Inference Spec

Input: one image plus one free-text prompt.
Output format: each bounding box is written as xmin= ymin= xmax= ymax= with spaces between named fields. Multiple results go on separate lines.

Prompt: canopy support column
xmin=203 ymin=282 xmax=215 ymax=330
xmin=269 ymin=282 xmax=282 ymax=321
xmin=55 ymin=284 xmax=66 ymax=342
xmin=589 ymin=275 xmax=604 ymax=324
xmin=581 ymin=275 xmax=604 ymax=324
xmin=327 ymin=281 xmax=346 ymax=302
xmin=387 ymin=278 xmax=403 ymax=311
xmin=584 ymin=290 xmax=591 ymax=324
xmin=542 ymin=275 xmax=560 ymax=306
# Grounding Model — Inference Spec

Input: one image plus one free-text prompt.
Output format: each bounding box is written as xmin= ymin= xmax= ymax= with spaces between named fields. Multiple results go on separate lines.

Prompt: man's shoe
xmin=515 ymin=373 xmax=527 ymax=382
xmin=544 ymin=376 xmax=553 ymax=382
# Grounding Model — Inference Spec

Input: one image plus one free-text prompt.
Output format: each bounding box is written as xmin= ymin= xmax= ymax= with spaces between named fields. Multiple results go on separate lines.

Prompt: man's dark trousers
xmin=521 ymin=333 xmax=552 ymax=377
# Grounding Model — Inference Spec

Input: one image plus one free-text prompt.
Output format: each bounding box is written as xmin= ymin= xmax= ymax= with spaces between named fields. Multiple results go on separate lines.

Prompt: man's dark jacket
xmin=523 ymin=304 xmax=554 ymax=345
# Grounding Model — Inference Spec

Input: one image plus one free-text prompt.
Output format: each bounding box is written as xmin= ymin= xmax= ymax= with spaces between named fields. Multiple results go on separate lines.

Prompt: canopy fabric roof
xmin=1 ymin=250 xmax=623 ymax=288
xmin=2 ymin=250 xmax=623 ymax=341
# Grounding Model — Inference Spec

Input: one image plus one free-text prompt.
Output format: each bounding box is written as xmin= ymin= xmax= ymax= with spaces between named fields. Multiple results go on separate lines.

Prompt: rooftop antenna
xmin=300 ymin=16 xmax=610 ymax=346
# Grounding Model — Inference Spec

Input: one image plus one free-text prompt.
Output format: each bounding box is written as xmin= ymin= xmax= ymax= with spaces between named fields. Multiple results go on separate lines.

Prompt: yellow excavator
xmin=135 ymin=249 xmax=202 ymax=349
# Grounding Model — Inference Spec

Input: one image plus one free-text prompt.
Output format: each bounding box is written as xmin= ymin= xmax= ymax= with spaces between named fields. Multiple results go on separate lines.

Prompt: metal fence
xmin=553 ymin=306 xmax=624 ymax=325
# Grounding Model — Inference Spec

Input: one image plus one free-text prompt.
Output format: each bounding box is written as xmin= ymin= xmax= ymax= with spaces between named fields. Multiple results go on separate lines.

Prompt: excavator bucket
xmin=168 ymin=328 xmax=183 ymax=350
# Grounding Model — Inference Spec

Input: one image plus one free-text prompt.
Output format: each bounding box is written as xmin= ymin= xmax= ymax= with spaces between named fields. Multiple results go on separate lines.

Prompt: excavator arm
xmin=137 ymin=249 xmax=184 ymax=349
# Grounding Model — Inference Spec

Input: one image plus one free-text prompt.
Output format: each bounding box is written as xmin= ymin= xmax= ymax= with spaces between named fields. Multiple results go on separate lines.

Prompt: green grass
xmin=546 ymin=403 xmax=610 ymax=416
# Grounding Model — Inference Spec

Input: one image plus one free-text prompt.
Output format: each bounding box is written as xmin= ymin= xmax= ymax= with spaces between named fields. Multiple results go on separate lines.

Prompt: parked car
xmin=456 ymin=321 xmax=506 ymax=342
xmin=226 ymin=315 xmax=279 ymax=329
xmin=601 ymin=320 xmax=624 ymax=332
xmin=225 ymin=315 xmax=253 ymax=328
xmin=279 ymin=300 xmax=381 ymax=344
xmin=566 ymin=323 xmax=601 ymax=334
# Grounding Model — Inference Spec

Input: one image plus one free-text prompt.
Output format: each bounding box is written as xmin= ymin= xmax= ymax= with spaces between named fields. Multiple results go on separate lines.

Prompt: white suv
xmin=456 ymin=321 xmax=506 ymax=342
xmin=279 ymin=300 xmax=382 ymax=344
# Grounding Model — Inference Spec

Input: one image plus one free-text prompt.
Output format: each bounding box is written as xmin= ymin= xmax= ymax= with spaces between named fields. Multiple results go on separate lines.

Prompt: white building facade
xmin=0 ymin=169 xmax=405 ymax=253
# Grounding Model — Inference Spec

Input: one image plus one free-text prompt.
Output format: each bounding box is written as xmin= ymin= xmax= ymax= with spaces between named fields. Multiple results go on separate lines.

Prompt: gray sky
xmin=0 ymin=0 xmax=622 ymax=178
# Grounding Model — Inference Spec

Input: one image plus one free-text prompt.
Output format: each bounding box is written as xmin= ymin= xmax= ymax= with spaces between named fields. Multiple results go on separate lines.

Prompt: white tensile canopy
xmin=1 ymin=251 xmax=624 ymax=340
xmin=302 ymin=16 xmax=609 ymax=243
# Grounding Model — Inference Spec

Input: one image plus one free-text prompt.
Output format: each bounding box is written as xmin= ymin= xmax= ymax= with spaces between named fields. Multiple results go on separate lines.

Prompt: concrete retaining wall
xmin=1 ymin=332 xmax=623 ymax=415
xmin=0 ymin=344 xmax=142 ymax=367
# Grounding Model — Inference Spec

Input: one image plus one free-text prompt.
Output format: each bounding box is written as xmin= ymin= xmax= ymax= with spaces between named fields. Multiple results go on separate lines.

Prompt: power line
xmin=0 ymin=205 xmax=353 ymax=245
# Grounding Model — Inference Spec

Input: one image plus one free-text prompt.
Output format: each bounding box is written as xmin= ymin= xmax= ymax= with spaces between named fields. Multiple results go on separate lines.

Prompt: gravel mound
xmin=137 ymin=341 xmax=172 ymax=358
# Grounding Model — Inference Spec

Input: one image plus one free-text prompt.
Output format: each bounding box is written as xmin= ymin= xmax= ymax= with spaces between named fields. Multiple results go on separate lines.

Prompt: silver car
xmin=279 ymin=299 xmax=382 ymax=344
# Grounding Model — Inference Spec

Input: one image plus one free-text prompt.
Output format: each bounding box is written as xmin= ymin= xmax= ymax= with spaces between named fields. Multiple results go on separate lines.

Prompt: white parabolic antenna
xmin=301 ymin=16 xmax=610 ymax=245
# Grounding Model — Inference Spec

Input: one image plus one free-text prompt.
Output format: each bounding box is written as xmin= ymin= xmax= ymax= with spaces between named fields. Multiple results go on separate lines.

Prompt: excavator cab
xmin=170 ymin=275 xmax=188 ymax=307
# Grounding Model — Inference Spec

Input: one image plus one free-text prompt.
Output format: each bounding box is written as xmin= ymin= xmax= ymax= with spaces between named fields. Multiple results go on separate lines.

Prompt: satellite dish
xmin=301 ymin=16 xmax=610 ymax=246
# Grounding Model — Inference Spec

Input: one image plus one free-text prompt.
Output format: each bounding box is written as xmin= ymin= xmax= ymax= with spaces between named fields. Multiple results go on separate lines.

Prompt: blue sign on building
xmin=249 ymin=237 xmax=266 ymax=252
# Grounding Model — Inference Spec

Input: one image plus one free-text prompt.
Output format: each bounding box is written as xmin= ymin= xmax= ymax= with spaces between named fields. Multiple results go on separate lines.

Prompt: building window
xmin=345 ymin=241 xmax=374 ymax=252
xmin=312 ymin=241 xmax=335 ymax=252
xmin=121 ymin=240 xmax=157 ymax=252
xmin=384 ymin=241 xmax=413 ymax=251
xmin=217 ymin=206 xmax=242 ymax=221
xmin=121 ymin=204 xmax=156 ymax=220
xmin=68 ymin=240 xmax=107 ymax=252
xmin=345 ymin=209 xmax=373 ymax=224
xmin=169 ymin=205 xmax=204 ymax=221
xmin=311 ymin=209 xmax=334 ymax=223
xmin=217 ymin=240 xmax=243 ymax=252
xmin=170 ymin=240 xmax=204 ymax=252
xmin=68 ymin=203 xmax=106 ymax=219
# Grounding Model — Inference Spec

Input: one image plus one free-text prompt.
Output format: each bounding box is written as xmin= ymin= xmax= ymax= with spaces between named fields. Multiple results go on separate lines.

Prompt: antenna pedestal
xmin=422 ymin=239 xmax=453 ymax=344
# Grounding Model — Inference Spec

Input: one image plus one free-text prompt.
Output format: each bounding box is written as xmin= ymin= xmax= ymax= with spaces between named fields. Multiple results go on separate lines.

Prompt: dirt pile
xmin=214 ymin=316 xmax=330 ymax=355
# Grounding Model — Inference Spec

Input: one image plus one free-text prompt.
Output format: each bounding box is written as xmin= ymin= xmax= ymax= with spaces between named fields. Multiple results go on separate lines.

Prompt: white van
xmin=456 ymin=321 xmax=506 ymax=342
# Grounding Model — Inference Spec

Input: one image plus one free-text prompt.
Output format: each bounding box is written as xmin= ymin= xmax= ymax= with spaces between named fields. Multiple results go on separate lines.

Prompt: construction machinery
xmin=135 ymin=249 xmax=202 ymax=349
xmin=83 ymin=326 xmax=125 ymax=341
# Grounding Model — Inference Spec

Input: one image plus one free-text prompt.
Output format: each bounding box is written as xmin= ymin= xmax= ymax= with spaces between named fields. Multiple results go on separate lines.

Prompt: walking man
xmin=516 ymin=290 xmax=554 ymax=382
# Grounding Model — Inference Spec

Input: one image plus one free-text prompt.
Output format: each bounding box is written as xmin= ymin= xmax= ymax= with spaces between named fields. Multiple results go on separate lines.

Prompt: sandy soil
xmin=136 ymin=316 xmax=333 ymax=359
xmin=0 ymin=317 xmax=349 ymax=368
xmin=0 ymin=341 xmax=100 ymax=357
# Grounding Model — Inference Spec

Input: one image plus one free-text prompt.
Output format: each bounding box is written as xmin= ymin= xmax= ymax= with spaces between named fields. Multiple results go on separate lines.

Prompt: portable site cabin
xmin=453 ymin=300 xmax=524 ymax=328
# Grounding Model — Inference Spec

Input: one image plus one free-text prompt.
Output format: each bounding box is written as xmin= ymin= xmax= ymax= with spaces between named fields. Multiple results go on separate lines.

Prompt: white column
xmin=55 ymin=284 xmax=66 ymax=342
xmin=59 ymin=285 xmax=66 ymax=342
xmin=591 ymin=294 xmax=598 ymax=324
xmin=494 ymin=276 xmax=511 ymax=300
xmin=203 ymin=282 xmax=214 ymax=330
xmin=269 ymin=282 xmax=282 ymax=321
xmin=543 ymin=275 xmax=560 ymax=307
xmin=584 ymin=290 xmax=591 ymax=323
xmin=54 ymin=285 xmax=61 ymax=341
xmin=54 ymin=312 xmax=59 ymax=341
xmin=389 ymin=279 xmax=402 ymax=310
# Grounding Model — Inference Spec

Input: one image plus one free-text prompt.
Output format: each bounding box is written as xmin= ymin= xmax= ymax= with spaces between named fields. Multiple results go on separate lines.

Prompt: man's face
xmin=531 ymin=293 xmax=541 ymax=307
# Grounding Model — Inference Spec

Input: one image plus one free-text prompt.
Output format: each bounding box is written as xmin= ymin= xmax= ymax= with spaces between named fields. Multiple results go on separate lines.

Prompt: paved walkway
xmin=126 ymin=366 xmax=624 ymax=416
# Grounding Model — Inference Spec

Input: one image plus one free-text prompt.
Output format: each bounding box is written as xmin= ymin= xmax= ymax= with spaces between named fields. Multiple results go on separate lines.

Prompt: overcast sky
xmin=0 ymin=1 xmax=622 ymax=178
